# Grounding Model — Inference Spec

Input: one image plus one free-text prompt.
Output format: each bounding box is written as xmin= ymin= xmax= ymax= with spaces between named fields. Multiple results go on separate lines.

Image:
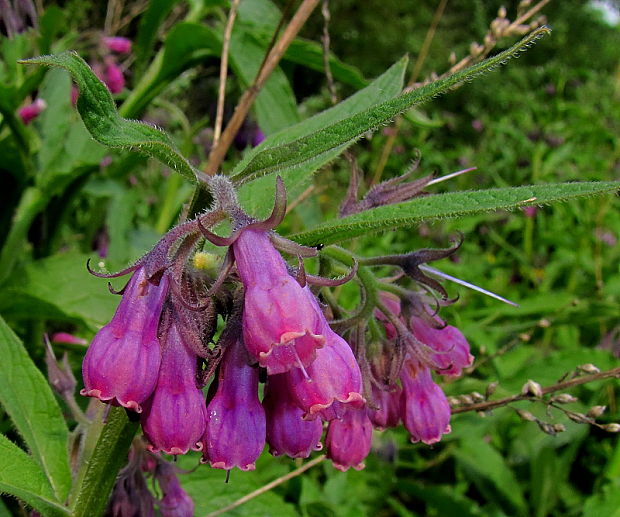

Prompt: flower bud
xmin=587 ymin=405 xmax=607 ymax=418
xmin=103 ymin=36 xmax=133 ymax=54
xmin=326 ymin=408 xmax=372 ymax=472
xmin=516 ymin=409 xmax=537 ymax=422
xmin=367 ymin=383 xmax=401 ymax=430
xmin=155 ymin=463 xmax=194 ymax=517
xmin=551 ymin=393 xmax=578 ymax=404
xmin=18 ymin=98 xmax=46 ymax=124
xmin=602 ymin=423 xmax=620 ymax=433
xmin=521 ymin=379 xmax=543 ymax=398
xmin=578 ymin=363 xmax=600 ymax=374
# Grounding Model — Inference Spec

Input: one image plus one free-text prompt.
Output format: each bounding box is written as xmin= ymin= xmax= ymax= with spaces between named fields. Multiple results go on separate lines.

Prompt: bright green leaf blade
xmin=232 ymin=27 xmax=551 ymax=185
xmin=291 ymin=182 xmax=620 ymax=246
xmin=0 ymin=435 xmax=69 ymax=517
xmin=20 ymin=51 xmax=199 ymax=183
xmin=237 ymin=56 xmax=408 ymax=217
xmin=0 ymin=253 xmax=119 ymax=329
xmin=0 ymin=316 xmax=72 ymax=501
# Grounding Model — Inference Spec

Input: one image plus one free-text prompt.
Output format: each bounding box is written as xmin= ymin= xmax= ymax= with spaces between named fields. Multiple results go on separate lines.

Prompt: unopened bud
xmin=578 ymin=363 xmax=600 ymax=374
xmin=601 ymin=423 xmax=620 ymax=433
xmin=538 ymin=318 xmax=551 ymax=328
xmin=471 ymin=391 xmax=485 ymax=402
xmin=551 ymin=393 xmax=578 ymax=404
xmin=552 ymin=423 xmax=566 ymax=433
xmin=447 ymin=396 xmax=461 ymax=407
xmin=521 ymin=379 xmax=543 ymax=398
xmin=538 ymin=422 xmax=557 ymax=435
xmin=498 ymin=6 xmax=507 ymax=18
xmin=516 ymin=409 xmax=536 ymax=422
xmin=485 ymin=381 xmax=498 ymax=399
xmin=469 ymin=42 xmax=483 ymax=57
xmin=458 ymin=394 xmax=474 ymax=405
xmin=587 ymin=406 xmax=607 ymax=418
xmin=45 ymin=340 xmax=77 ymax=397
xmin=449 ymin=51 xmax=457 ymax=65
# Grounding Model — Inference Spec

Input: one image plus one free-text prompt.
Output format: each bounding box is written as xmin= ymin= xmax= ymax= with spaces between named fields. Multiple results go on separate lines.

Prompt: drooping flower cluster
xmin=81 ymin=176 xmax=473 ymax=474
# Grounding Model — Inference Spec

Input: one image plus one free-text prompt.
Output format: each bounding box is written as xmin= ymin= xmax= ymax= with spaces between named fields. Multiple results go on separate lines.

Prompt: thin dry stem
xmin=204 ymin=0 xmax=321 ymax=176
xmin=213 ymin=0 xmax=241 ymax=147
xmin=205 ymin=455 xmax=326 ymax=517
xmin=452 ymin=366 xmax=620 ymax=414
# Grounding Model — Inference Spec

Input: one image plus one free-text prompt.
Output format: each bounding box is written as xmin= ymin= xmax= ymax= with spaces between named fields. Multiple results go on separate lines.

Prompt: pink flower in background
xmin=103 ymin=36 xmax=133 ymax=54
xmin=18 ymin=98 xmax=46 ymax=124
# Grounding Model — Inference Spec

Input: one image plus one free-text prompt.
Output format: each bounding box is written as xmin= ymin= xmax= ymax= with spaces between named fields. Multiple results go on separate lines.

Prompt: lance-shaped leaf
xmin=0 ymin=435 xmax=69 ymax=517
xmin=291 ymin=182 xmax=620 ymax=246
xmin=20 ymin=51 xmax=200 ymax=183
xmin=232 ymin=27 xmax=551 ymax=185
xmin=0 ymin=316 xmax=72 ymax=502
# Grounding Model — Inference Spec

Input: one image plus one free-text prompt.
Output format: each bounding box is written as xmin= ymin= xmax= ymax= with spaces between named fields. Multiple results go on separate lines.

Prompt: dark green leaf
xmin=454 ymin=438 xmax=527 ymax=516
xmin=232 ymin=27 xmax=551 ymax=185
xmin=291 ymin=182 xmax=620 ymax=246
xmin=0 ymin=316 xmax=72 ymax=501
xmin=133 ymin=0 xmax=181 ymax=75
xmin=0 ymin=435 xmax=69 ymax=517
xmin=21 ymin=52 xmax=199 ymax=183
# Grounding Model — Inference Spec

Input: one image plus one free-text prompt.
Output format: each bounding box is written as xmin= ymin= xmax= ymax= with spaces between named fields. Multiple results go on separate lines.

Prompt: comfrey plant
xmin=2 ymin=4 xmax=619 ymax=516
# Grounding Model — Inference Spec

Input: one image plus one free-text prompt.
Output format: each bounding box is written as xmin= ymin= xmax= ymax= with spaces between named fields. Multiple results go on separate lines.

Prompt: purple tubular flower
xmin=81 ymin=268 xmax=168 ymax=412
xmin=141 ymin=322 xmax=207 ymax=455
xmin=410 ymin=316 xmax=473 ymax=378
xmin=103 ymin=36 xmax=133 ymax=54
xmin=18 ymin=98 xmax=46 ymax=124
xmin=326 ymin=408 xmax=373 ymax=471
xmin=367 ymin=383 xmax=401 ymax=430
xmin=400 ymin=358 xmax=451 ymax=445
xmin=155 ymin=463 xmax=194 ymax=517
xmin=263 ymin=374 xmax=323 ymax=459
xmin=233 ymin=229 xmax=325 ymax=374
xmin=287 ymin=325 xmax=365 ymax=421
xmin=204 ymin=335 xmax=266 ymax=471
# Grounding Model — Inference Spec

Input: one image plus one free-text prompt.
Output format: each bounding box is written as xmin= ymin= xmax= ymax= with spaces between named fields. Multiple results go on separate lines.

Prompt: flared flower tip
xmin=209 ymin=460 xmax=257 ymax=472
xmin=79 ymin=388 xmax=143 ymax=413
xmin=146 ymin=441 xmax=204 ymax=456
xmin=256 ymin=329 xmax=325 ymax=375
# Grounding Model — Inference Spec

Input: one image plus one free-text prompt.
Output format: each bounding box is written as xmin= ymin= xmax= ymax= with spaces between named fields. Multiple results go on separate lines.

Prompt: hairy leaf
xmin=21 ymin=52 xmax=199 ymax=183
xmin=0 ymin=316 xmax=72 ymax=501
xmin=232 ymin=27 xmax=551 ymax=185
xmin=291 ymin=182 xmax=620 ymax=245
xmin=237 ymin=56 xmax=408 ymax=217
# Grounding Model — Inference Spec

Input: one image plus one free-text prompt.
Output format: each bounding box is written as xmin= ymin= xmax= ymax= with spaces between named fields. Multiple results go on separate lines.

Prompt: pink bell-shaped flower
xmin=103 ymin=36 xmax=133 ymax=54
xmin=367 ymin=382 xmax=401 ymax=430
xmin=81 ymin=268 xmax=168 ymax=412
xmin=263 ymin=374 xmax=323 ymax=459
xmin=326 ymin=408 xmax=373 ymax=471
xmin=141 ymin=321 xmax=207 ymax=455
xmin=287 ymin=324 xmax=365 ymax=421
xmin=410 ymin=315 xmax=474 ymax=378
xmin=203 ymin=334 xmax=266 ymax=470
xmin=400 ymin=357 xmax=451 ymax=445
xmin=233 ymin=228 xmax=325 ymax=374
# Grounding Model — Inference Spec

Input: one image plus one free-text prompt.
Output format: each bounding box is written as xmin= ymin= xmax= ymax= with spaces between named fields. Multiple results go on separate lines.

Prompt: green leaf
xmin=21 ymin=51 xmax=199 ymax=183
xmin=133 ymin=0 xmax=181 ymax=75
xmin=291 ymin=181 xmax=620 ymax=246
xmin=0 ymin=252 xmax=119 ymax=328
xmin=229 ymin=28 xmax=299 ymax=135
xmin=237 ymin=56 xmax=408 ymax=217
xmin=0 ymin=435 xmax=69 ymax=517
xmin=454 ymin=439 xmax=527 ymax=516
xmin=0 ymin=316 xmax=71 ymax=502
xmin=231 ymin=27 xmax=551 ymax=185
xmin=583 ymin=481 xmax=620 ymax=517
xmin=176 ymin=455 xmax=299 ymax=516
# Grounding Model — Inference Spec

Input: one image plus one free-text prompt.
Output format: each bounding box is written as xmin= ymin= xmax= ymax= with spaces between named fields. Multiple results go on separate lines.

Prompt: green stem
xmin=69 ymin=407 xmax=138 ymax=517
